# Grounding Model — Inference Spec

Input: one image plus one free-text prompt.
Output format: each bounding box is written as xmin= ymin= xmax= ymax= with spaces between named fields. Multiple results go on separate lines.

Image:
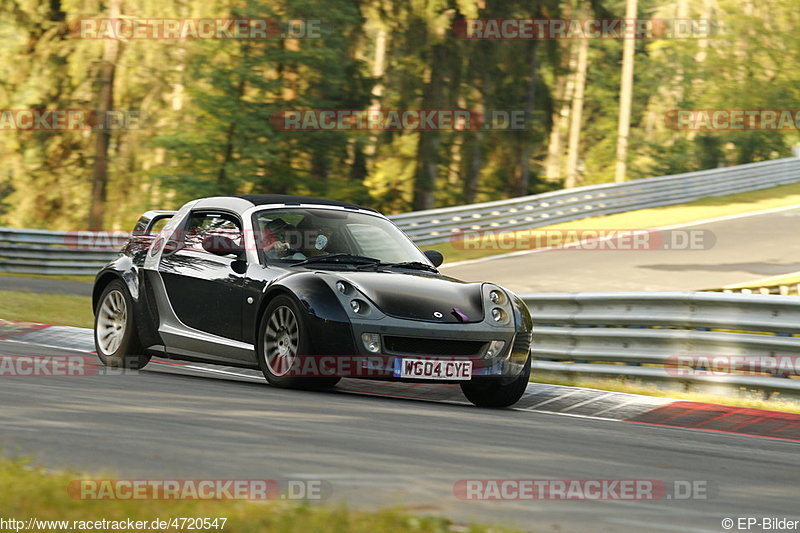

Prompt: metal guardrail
xmin=0 ymin=228 xmax=120 ymax=275
xmin=392 ymin=156 xmax=800 ymax=245
xmin=1 ymin=156 xmax=800 ymax=275
xmin=521 ymin=292 xmax=800 ymax=396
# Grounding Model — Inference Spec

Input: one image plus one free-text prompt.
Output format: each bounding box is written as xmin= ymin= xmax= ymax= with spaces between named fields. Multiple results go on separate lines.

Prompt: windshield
xmin=252 ymin=207 xmax=430 ymax=266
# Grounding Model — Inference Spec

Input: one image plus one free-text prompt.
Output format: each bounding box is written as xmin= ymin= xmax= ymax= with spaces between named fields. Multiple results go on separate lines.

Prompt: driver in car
xmin=260 ymin=218 xmax=296 ymax=258
xmin=260 ymin=217 xmax=332 ymax=259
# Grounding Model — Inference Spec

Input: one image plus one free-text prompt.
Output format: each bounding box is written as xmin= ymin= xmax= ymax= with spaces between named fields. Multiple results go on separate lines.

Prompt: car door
xmin=156 ymin=210 xmax=250 ymax=362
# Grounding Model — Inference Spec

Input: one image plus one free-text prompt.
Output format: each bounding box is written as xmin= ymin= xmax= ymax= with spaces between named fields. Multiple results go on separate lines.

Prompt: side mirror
xmin=203 ymin=235 xmax=245 ymax=258
xmin=423 ymin=249 xmax=444 ymax=267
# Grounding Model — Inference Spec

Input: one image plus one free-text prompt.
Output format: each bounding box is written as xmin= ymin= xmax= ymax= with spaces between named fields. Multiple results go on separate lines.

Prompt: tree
xmin=88 ymin=0 xmax=123 ymax=230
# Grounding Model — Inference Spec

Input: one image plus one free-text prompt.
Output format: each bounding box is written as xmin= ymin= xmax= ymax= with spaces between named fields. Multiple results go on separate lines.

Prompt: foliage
xmin=0 ymin=0 xmax=798 ymax=229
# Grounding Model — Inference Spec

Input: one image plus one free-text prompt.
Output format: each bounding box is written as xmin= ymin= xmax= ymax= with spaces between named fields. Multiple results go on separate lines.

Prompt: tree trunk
xmin=565 ymin=26 xmax=589 ymax=189
xmin=364 ymin=27 xmax=387 ymax=161
xmin=614 ymin=0 xmax=638 ymax=183
xmin=545 ymin=44 xmax=577 ymax=182
xmin=462 ymin=128 xmax=483 ymax=203
xmin=412 ymin=130 xmax=439 ymax=210
xmin=88 ymin=0 xmax=122 ymax=230
xmin=516 ymin=39 xmax=540 ymax=196
xmin=412 ymin=40 xmax=451 ymax=211
xmin=217 ymin=78 xmax=245 ymax=187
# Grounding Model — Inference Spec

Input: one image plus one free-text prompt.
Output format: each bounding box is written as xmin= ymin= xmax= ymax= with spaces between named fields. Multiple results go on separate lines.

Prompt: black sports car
xmin=92 ymin=195 xmax=533 ymax=407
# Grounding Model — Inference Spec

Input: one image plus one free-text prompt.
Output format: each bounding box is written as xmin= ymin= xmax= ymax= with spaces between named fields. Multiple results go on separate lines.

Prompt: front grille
xmin=383 ymin=336 xmax=487 ymax=357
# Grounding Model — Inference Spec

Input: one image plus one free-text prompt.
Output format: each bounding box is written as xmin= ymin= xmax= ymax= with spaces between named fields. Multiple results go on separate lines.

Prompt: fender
xmin=93 ymin=257 xmax=163 ymax=349
xmin=509 ymin=293 xmax=534 ymax=368
xmin=256 ymin=271 xmax=355 ymax=356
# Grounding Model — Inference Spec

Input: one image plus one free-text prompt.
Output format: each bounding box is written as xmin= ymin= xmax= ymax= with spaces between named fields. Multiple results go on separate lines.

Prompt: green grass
xmin=533 ymin=374 xmax=800 ymax=414
xmin=0 ymin=272 xmax=94 ymax=282
xmin=0 ymin=291 xmax=93 ymax=328
xmin=434 ymin=181 xmax=800 ymax=263
xmin=0 ymin=457 xmax=516 ymax=533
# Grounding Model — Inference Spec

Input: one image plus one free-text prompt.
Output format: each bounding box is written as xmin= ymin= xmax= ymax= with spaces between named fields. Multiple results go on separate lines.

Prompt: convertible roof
xmin=236 ymin=194 xmax=377 ymax=212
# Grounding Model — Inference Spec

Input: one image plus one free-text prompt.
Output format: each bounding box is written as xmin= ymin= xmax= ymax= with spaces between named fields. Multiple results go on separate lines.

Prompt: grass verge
xmin=0 ymin=272 xmax=94 ymax=282
xmin=0 ymin=291 xmax=93 ymax=328
xmin=722 ymin=271 xmax=800 ymax=290
xmin=433 ymin=181 xmax=800 ymax=263
xmin=533 ymin=374 xmax=800 ymax=414
xmin=0 ymin=457 xmax=514 ymax=533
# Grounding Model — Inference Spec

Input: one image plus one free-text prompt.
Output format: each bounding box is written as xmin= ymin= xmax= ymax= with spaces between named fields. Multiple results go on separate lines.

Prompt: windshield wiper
xmin=356 ymin=261 xmax=438 ymax=273
xmin=290 ymin=253 xmax=381 ymax=267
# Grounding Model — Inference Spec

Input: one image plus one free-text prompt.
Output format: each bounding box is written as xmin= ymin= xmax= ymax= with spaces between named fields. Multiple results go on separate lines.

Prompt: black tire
xmin=257 ymin=294 xmax=340 ymax=390
xmin=94 ymin=279 xmax=151 ymax=369
xmin=460 ymin=355 xmax=531 ymax=408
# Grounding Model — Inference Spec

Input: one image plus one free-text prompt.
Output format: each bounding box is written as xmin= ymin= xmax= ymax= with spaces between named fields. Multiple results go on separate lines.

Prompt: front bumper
xmin=302 ymin=275 xmax=533 ymax=382
xmin=349 ymin=319 xmax=526 ymax=378
xmin=301 ymin=313 xmax=530 ymax=382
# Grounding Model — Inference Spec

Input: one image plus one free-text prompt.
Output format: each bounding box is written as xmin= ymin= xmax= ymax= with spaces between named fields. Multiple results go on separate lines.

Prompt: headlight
xmin=491 ymin=308 xmax=508 ymax=323
xmin=489 ymin=289 xmax=507 ymax=305
xmin=330 ymin=280 xmax=384 ymax=320
xmin=484 ymin=285 xmax=513 ymax=326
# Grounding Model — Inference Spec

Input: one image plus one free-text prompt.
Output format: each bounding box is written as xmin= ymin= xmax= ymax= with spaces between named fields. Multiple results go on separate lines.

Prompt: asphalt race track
xmin=1 ymin=337 xmax=797 ymax=533
xmin=441 ymin=206 xmax=800 ymax=292
xmin=2 ymin=207 xmax=800 ymax=531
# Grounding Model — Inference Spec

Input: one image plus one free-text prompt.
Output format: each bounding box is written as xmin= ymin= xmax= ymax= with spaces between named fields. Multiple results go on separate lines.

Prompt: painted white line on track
xmin=176 ymin=365 xmax=264 ymax=380
xmin=523 ymin=389 xmax=584 ymax=410
xmin=558 ymin=391 xmax=617 ymax=412
xmin=515 ymin=409 xmax=618 ymax=422
xmin=590 ymin=397 xmax=668 ymax=417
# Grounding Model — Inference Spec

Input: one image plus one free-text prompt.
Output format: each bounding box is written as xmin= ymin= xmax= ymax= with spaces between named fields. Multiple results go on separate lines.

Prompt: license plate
xmin=394 ymin=358 xmax=472 ymax=380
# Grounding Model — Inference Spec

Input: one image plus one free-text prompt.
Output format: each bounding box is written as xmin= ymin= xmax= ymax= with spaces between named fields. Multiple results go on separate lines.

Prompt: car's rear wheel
xmin=460 ymin=355 xmax=530 ymax=408
xmin=257 ymin=294 xmax=340 ymax=389
xmin=94 ymin=279 xmax=151 ymax=369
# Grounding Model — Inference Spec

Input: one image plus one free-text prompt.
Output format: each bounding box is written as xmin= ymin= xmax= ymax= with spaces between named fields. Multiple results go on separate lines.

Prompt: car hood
xmin=335 ymin=271 xmax=485 ymax=323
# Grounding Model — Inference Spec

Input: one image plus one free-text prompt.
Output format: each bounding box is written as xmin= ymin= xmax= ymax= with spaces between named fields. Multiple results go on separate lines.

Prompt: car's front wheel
xmin=94 ymin=279 xmax=151 ymax=369
xmin=460 ymin=355 xmax=530 ymax=408
xmin=257 ymin=294 xmax=340 ymax=390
